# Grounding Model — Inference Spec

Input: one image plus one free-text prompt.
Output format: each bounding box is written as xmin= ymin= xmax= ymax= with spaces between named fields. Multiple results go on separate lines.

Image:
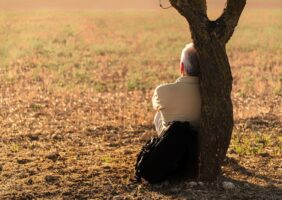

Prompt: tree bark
xmin=169 ymin=0 xmax=246 ymax=180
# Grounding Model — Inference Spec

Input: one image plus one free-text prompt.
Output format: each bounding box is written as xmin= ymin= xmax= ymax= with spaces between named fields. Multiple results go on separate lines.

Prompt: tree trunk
xmin=169 ymin=0 xmax=246 ymax=180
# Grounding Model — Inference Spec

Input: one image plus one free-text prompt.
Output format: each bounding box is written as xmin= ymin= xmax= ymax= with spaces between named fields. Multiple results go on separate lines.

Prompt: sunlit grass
xmin=0 ymin=9 xmax=281 ymax=96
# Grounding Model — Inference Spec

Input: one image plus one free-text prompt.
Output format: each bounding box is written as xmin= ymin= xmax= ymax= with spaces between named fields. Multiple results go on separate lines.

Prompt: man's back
xmin=152 ymin=76 xmax=201 ymax=128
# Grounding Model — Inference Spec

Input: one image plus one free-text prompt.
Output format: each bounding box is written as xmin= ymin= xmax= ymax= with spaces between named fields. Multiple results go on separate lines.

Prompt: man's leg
xmin=184 ymin=124 xmax=199 ymax=178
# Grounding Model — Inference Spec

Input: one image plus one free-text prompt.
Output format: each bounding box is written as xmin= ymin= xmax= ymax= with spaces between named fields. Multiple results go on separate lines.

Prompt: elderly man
xmin=152 ymin=43 xmax=201 ymax=136
xmin=135 ymin=43 xmax=201 ymax=183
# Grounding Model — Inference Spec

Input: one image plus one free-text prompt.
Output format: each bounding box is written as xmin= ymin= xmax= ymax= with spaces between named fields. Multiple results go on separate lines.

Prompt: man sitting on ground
xmin=152 ymin=43 xmax=201 ymax=136
xmin=135 ymin=43 xmax=201 ymax=182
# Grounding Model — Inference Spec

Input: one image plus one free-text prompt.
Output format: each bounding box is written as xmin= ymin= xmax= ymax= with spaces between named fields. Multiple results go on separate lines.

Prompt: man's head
xmin=180 ymin=43 xmax=200 ymax=76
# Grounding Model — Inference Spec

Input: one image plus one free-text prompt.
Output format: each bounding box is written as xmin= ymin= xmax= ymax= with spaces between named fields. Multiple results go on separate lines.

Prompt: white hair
xmin=180 ymin=43 xmax=199 ymax=76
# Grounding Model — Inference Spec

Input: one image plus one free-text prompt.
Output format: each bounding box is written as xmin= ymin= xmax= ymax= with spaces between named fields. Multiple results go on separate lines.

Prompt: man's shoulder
xmin=154 ymin=82 xmax=177 ymax=95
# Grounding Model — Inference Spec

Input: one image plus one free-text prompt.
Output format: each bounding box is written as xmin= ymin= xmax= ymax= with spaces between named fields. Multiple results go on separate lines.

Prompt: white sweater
xmin=152 ymin=76 xmax=201 ymax=134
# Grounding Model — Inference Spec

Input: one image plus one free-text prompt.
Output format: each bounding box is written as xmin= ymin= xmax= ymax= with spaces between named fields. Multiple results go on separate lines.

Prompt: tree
xmin=168 ymin=0 xmax=246 ymax=180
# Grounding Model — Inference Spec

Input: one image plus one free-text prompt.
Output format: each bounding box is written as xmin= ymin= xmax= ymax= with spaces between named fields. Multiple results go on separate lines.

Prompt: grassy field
xmin=0 ymin=1 xmax=281 ymax=199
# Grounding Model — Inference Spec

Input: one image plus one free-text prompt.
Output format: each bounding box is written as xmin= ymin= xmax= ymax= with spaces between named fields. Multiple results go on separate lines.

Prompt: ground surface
xmin=0 ymin=1 xmax=282 ymax=199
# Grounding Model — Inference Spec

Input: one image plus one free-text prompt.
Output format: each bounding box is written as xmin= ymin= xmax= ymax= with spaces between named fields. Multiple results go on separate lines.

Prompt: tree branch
xmin=169 ymin=0 xmax=209 ymax=41
xmin=213 ymin=0 xmax=246 ymax=44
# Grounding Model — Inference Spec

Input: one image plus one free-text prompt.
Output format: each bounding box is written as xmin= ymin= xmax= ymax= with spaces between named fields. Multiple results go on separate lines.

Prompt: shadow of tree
xmin=145 ymin=156 xmax=282 ymax=200
xmin=223 ymin=157 xmax=282 ymax=185
xmin=41 ymin=155 xmax=279 ymax=200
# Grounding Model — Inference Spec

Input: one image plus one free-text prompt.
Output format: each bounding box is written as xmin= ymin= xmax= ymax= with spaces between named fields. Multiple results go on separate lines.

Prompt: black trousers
xmin=166 ymin=121 xmax=199 ymax=178
xmin=135 ymin=121 xmax=199 ymax=183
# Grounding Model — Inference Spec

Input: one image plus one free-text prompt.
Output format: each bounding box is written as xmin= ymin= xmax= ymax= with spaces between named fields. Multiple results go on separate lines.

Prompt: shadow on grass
xmin=224 ymin=157 xmax=281 ymax=185
xmin=146 ymin=157 xmax=282 ymax=200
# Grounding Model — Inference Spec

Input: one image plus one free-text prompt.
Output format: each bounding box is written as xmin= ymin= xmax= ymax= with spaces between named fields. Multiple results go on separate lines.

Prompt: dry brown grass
xmin=0 ymin=1 xmax=281 ymax=199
